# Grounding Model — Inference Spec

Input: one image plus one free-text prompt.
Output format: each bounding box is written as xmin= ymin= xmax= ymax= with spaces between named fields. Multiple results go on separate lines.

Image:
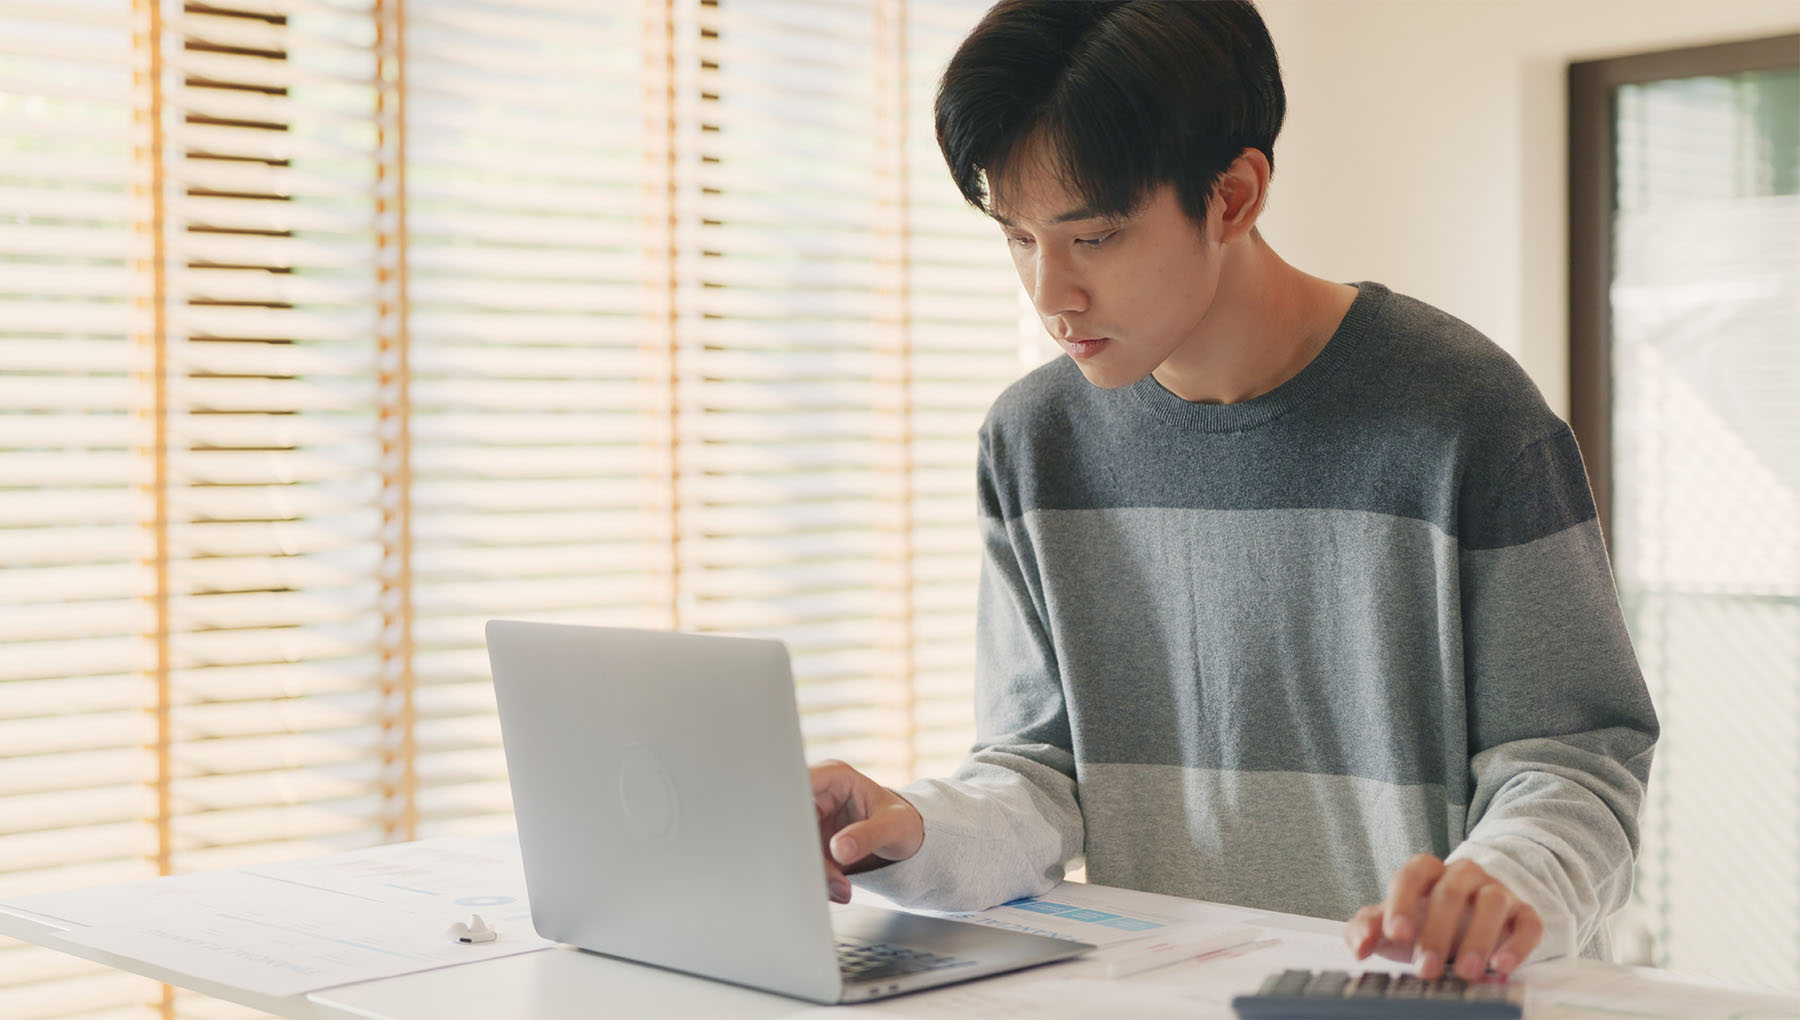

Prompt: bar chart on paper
xmin=932 ymin=881 xmax=1263 ymax=948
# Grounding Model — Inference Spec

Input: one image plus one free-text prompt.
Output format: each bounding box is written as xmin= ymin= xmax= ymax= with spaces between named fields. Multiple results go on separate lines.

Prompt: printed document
xmin=5 ymin=834 xmax=549 ymax=998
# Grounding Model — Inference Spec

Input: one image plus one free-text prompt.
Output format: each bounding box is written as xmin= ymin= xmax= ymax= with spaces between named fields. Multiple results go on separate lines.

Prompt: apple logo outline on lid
xmin=617 ymin=742 xmax=680 ymax=849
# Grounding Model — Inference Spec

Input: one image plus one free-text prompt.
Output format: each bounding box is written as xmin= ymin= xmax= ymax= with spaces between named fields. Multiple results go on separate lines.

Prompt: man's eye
xmin=1076 ymin=231 xmax=1116 ymax=247
xmin=1006 ymin=234 xmax=1034 ymax=248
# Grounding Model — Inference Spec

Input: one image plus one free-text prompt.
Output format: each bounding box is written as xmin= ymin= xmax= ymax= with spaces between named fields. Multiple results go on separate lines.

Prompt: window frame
xmin=1565 ymin=31 xmax=1800 ymax=544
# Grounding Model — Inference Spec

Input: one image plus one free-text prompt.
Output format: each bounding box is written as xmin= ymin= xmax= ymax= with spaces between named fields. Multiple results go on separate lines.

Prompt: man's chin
xmin=1070 ymin=359 xmax=1148 ymax=390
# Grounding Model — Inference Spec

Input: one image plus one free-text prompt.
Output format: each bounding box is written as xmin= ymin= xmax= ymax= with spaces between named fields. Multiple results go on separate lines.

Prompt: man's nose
xmin=1031 ymin=251 xmax=1088 ymax=319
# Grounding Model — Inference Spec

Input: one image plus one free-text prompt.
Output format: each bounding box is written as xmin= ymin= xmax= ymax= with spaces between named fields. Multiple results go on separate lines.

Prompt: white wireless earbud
xmin=447 ymin=914 xmax=498 ymax=943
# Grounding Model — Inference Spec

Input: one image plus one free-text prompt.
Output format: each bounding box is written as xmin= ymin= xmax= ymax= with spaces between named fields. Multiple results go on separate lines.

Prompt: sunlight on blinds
xmin=403 ymin=0 xmax=663 ymax=840
xmin=0 ymin=0 xmax=1034 ymax=1015
xmin=0 ymin=2 xmax=166 ymax=1014
xmin=163 ymin=0 xmax=393 ymax=872
xmin=675 ymin=1 xmax=1031 ymax=785
xmin=683 ymin=0 xmax=917 ymax=773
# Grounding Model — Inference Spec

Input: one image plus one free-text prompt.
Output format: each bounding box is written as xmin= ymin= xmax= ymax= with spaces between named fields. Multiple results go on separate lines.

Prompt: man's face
xmin=990 ymin=163 xmax=1221 ymax=389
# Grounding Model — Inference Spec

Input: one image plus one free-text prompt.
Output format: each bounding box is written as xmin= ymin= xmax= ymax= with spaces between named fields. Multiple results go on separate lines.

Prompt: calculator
xmin=1231 ymin=968 xmax=1525 ymax=1018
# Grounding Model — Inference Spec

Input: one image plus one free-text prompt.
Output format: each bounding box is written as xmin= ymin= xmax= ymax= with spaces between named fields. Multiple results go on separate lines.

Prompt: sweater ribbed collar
xmin=1125 ymin=280 xmax=1388 ymax=433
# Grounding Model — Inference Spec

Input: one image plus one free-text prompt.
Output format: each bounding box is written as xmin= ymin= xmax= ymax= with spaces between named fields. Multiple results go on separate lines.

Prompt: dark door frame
xmin=1567 ymin=32 xmax=1800 ymax=546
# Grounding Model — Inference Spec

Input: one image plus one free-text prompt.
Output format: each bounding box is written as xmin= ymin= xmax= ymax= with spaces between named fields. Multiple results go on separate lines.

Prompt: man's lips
xmin=1060 ymin=336 xmax=1111 ymax=359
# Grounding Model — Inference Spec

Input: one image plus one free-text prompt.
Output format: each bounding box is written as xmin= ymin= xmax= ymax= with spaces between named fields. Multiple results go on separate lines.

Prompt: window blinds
xmin=0 ymin=1 xmax=1033 ymax=1016
xmin=680 ymin=0 xmax=1029 ymax=780
xmin=1 ymin=1 xmax=165 ymax=1014
xmin=1610 ymin=65 xmax=1800 ymax=990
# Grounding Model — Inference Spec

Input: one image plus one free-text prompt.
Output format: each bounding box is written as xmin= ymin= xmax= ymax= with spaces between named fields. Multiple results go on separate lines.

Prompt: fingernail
xmin=830 ymin=880 xmax=851 ymax=902
xmin=1418 ymin=950 xmax=1442 ymax=978
xmin=834 ymin=837 xmax=859 ymax=862
xmin=1457 ymin=953 xmax=1482 ymax=980
xmin=1386 ymin=916 xmax=1409 ymax=941
xmin=1493 ymin=952 xmax=1519 ymax=975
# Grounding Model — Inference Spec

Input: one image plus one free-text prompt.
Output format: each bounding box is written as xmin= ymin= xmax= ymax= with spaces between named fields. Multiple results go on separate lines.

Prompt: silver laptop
xmin=486 ymin=620 xmax=1092 ymax=1004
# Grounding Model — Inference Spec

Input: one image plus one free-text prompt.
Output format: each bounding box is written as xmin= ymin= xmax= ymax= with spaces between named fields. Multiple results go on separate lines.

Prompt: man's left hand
xmin=1344 ymin=854 xmax=1542 ymax=981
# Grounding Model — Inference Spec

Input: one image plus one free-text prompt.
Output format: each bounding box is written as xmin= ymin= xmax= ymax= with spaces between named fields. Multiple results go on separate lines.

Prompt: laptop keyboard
xmin=835 ymin=938 xmax=970 ymax=984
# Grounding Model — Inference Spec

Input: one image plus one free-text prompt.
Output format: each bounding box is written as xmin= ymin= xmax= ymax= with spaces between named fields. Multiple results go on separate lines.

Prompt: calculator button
xmin=1267 ymin=969 xmax=1313 ymax=996
xmin=1302 ymin=971 xmax=1351 ymax=997
xmin=1388 ymin=974 xmax=1425 ymax=997
xmin=1422 ymin=976 xmax=1466 ymax=997
xmin=1348 ymin=972 xmax=1391 ymax=996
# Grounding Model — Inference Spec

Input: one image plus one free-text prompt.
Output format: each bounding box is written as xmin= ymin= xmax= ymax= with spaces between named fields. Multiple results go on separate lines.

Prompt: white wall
xmin=1255 ymin=0 xmax=1800 ymax=418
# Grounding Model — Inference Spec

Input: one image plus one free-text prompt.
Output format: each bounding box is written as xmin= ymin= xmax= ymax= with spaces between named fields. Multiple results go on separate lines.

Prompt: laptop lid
xmin=487 ymin=620 xmax=843 ymax=1003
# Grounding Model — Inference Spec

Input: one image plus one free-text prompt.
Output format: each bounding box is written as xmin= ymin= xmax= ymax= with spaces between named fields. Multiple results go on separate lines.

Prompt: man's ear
xmin=1213 ymin=147 xmax=1271 ymax=244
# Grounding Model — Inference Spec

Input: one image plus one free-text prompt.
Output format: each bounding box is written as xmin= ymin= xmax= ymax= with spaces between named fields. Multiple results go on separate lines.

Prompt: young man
xmin=810 ymin=0 xmax=1657 ymax=984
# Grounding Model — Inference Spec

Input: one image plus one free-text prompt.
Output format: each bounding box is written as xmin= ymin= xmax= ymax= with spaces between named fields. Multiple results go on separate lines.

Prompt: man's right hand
xmin=810 ymin=759 xmax=925 ymax=903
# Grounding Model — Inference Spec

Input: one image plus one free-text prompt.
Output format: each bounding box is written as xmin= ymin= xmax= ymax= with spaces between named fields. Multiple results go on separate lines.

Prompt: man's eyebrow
xmin=991 ymin=205 xmax=1111 ymax=228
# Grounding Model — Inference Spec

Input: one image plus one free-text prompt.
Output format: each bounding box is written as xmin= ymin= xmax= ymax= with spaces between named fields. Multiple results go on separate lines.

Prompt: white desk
xmin=4 ymin=836 xmax=1796 ymax=1020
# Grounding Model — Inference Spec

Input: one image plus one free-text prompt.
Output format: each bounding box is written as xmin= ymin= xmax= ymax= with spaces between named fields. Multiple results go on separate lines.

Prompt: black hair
xmin=934 ymin=1 xmax=1286 ymax=229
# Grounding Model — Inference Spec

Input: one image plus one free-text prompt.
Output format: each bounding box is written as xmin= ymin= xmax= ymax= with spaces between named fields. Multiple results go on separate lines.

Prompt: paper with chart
xmin=927 ymin=879 xmax=1262 ymax=949
xmin=5 ymin=833 xmax=550 ymax=997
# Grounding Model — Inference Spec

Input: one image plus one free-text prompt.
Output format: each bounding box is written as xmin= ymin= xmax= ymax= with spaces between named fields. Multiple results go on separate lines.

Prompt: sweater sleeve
xmin=851 ymin=434 xmax=1084 ymax=910
xmin=1445 ymin=427 xmax=1660 ymax=962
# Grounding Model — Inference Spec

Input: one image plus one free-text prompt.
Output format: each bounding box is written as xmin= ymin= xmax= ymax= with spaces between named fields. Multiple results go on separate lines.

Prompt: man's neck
xmin=1150 ymin=239 xmax=1357 ymax=406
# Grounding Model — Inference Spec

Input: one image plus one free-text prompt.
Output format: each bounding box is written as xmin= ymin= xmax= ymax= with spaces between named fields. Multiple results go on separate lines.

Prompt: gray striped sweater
xmin=856 ymin=281 xmax=1658 ymax=962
